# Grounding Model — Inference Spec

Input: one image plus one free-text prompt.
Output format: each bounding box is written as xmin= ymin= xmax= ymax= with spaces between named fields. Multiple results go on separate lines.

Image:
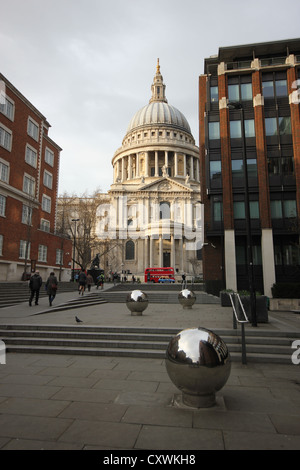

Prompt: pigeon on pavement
xmin=75 ymin=316 xmax=83 ymax=323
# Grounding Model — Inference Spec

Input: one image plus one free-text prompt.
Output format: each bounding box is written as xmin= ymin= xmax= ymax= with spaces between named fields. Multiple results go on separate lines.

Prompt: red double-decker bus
xmin=144 ymin=267 xmax=175 ymax=283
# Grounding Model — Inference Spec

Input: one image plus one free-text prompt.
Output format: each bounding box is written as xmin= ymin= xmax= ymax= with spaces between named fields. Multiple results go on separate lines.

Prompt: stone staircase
xmin=0 ymin=282 xmax=79 ymax=308
xmin=0 ymin=323 xmax=299 ymax=364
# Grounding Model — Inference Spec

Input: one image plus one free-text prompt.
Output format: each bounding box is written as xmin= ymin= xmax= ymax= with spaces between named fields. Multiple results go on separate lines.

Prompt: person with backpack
xmin=46 ymin=272 xmax=58 ymax=306
xmin=29 ymin=271 xmax=43 ymax=306
xmin=78 ymin=269 xmax=87 ymax=295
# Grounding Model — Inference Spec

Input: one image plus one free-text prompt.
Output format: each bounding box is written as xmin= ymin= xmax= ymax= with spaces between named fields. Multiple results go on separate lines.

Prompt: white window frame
xmin=22 ymin=204 xmax=33 ymax=225
xmin=40 ymin=218 xmax=50 ymax=232
xmin=0 ymin=158 xmax=9 ymax=183
xmin=0 ymin=194 xmax=6 ymax=217
xmin=43 ymin=170 xmax=53 ymax=189
xmin=23 ymin=174 xmax=35 ymax=196
xmin=25 ymin=144 xmax=38 ymax=168
xmin=19 ymin=240 xmax=30 ymax=259
xmin=0 ymin=93 xmax=14 ymax=121
xmin=27 ymin=117 xmax=39 ymax=141
xmin=42 ymin=194 xmax=51 ymax=213
xmin=45 ymin=147 xmax=54 ymax=167
xmin=38 ymin=244 xmax=47 ymax=262
xmin=56 ymin=248 xmax=63 ymax=265
xmin=0 ymin=123 xmax=12 ymax=151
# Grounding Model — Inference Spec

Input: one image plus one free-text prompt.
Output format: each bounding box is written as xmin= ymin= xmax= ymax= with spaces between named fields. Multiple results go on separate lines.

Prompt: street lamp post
xmin=228 ymin=101 xmax=257 ymax=327
xmin=72 ymin=218 xmax=80 ymax=282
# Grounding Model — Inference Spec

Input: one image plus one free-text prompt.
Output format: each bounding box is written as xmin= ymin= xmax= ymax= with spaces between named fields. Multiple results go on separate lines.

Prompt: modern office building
xmin=0 ymin=73 xmax=72 ymax=281
xmin=199 ymin=39 xmax=300 ymax=296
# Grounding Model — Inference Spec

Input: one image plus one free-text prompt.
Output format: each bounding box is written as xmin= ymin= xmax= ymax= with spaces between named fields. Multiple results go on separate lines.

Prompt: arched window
xmin=125 ymin=240 xmax=135 ymax=260
xmin=159 ymin=201 xmax=170 ymax=220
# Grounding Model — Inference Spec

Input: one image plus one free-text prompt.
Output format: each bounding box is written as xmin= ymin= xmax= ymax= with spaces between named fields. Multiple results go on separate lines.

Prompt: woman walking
xmin=46 ymin=272 xmax=58 ymax=306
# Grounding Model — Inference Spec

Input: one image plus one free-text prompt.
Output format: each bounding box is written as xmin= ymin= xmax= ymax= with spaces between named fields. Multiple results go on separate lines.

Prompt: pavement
xmin=0 ymin=283 xmax=299 ymax=452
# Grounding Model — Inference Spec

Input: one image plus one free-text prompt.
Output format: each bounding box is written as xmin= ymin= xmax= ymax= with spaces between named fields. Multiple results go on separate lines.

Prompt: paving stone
xmin=58 ymin=419 xmax=141 ymax=448
xmin=135 ymin=424 xmax=224 ymax=450
xmin=0 ymin=397 xmax=70 ymax=417
xmin=0 ymin=414 xmax=72 ymax=441
xmin=223 ymin=430 xmax=300 ymax=450
xmin=59 ymin=401 xmax=128 ymax=422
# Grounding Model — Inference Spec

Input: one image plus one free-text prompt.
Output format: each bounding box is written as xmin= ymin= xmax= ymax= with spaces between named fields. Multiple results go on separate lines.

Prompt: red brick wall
xmin=0 ymin=75 xmax=72 ymax=273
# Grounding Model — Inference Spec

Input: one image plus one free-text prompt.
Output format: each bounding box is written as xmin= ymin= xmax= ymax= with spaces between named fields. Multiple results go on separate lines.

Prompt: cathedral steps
xmin=0 ymin=324 xmax=298 ymax=364
xmin=0 ymin=282 xmax=79 ymax=308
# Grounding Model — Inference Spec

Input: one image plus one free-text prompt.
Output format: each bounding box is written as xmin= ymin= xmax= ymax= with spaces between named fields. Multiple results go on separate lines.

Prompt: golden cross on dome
xmin=156 ymin=58 xmax=160 ymax=74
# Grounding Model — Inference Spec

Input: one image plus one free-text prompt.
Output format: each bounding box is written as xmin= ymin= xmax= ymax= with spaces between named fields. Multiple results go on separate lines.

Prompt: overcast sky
xmin=1 ymin=0 xmax=299 ymax=195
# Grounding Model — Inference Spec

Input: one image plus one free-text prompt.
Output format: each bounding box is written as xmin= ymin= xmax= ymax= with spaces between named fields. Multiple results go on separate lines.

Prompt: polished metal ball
xmin=165 ymin=327 xmax=231 ymax=408
xmin=178 ymin=289 xmax=196 ymax=309
xmin=126 ymin=290 xmax=148 ymax=316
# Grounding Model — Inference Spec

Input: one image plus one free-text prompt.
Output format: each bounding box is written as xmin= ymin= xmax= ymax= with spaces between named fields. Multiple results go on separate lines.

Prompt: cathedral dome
xmin=125 ymin=59 xmax=192 ymax=137
xmin=126 ymin=101 xmax=191 ymax=134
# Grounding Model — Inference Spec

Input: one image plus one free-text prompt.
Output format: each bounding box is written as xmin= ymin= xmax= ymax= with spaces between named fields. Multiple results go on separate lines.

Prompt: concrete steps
xmin=1 ymin=324 xmax=299 ymax=364
xmin=96 ymin=290 xmax=219 ymax=304
xmin=0 ymin=282 xmax=79 ymax=308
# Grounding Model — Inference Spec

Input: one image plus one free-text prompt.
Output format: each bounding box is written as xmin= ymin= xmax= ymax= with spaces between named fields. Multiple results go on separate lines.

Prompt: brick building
xmin=0 ymin=73 xmax=72 ymax=281
xmin=199 ymin=39 xmax=300 ymax=297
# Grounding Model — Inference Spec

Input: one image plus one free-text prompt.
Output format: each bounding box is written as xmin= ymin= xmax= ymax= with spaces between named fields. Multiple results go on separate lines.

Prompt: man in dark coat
xmin=29 ymin=271 xmax=42 ymax=306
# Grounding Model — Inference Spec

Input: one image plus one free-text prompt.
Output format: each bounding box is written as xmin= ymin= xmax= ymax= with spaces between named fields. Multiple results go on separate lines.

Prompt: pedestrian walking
xmin=29 ymin=271 xmax=42 ymax=306
xmin=78 ymin=269 xmax=87 ymax=295
xmin=46 ymin=272 xmax=58 ymax=306
xmin=181 ymin=273 xmax=187 ymax=288
xmin=86 ymin=273 xmax=93 ymax=292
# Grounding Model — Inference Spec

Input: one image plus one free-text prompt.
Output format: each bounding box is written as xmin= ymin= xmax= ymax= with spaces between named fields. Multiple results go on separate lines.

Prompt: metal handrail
xmin=229 ymin=293 xmax=249 ymax=364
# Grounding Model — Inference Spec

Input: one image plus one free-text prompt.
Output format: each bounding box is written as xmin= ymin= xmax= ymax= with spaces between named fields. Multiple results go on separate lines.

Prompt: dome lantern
xmin=149 ymin=58 xmax=168 ymax=104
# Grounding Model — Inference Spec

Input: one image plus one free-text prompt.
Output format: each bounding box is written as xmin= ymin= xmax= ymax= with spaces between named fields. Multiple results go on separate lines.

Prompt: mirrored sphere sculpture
xmin=165 ymin=327 xmax=231 ymax=408
xmin=126 ymin=290 xmax=148 ymax=316
xmin=178 ymin=289 xmax=196 ymax=309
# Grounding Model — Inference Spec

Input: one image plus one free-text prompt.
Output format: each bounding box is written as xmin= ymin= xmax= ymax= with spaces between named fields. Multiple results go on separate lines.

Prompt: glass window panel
xmin=270 ymin=200 xmax=282 ymax=218
xmin=274 ymin=245 xmax=282 ymax=265
xmin=275 ymin=79 xmax=287 ymax=97
xmin=253 ymin=245 xmax=262 ymax=265
xmin=213 ymin=201 xmax=223 ymax=222
xmin=262 ymin=81 xmax=274 ymax=98
xmin=250 ymin=201 xmax=259 ymax=219
xmin=244 ymin=119 xmax=255 ymax=137
xmin=210 ymin=161 xmax=221 ymax=178
xmin=278 ymin=117 xmax=291 ymax=135
xmin=247 ymin=159 xmax=258 ymax=178
xmin=236 ymin=245 xmax=246 ymax=265
xmin=233 ymin=201 xmax=245 ymax=219
xmin=208 ymin=122 xmax=220 ymax=140
xmin=283 ymin=200 xmax=297 ymax=218
xmin=210 ymin=86 xmax=218 ymax=102
xmin=281 ymin=156 xmax=294 ymax=175
xmin=241 ymin=83 xmax=252 ymax=100
xmin=230 ymin=120 xmax=242 ymax=138
xmin=228 ymin=84 xmax=240 ymax=101
xmin=265 ymin=117 xmax=277 ymax=136
xmin=268 ymin=157 xmax=280 ymax=175
xmin=232 ymin=160 xmax=243 ymax=177
xmin=283 ymin=245 xmax=300 ymax=265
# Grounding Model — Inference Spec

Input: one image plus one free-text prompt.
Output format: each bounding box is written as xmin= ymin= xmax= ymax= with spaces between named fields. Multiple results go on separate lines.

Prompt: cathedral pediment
xmin=139 ymin=177 xmax=194 ymax=193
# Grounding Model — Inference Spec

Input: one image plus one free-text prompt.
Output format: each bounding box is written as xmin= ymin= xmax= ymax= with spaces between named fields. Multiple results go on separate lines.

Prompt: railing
xmin=229 ymin=293 xmax=249 ymax=364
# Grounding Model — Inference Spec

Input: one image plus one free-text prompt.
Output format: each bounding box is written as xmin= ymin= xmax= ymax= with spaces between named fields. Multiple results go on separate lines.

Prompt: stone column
xmin=145 ymin=152 xmax=149 ymax=177
xmin=224 ymin=230 xmax=237 ymax=292
xmin=136 ymin=153 xmax=139 ymax=177
xmin=190 ymin=156 xmax=194 ymax=180
xmin=183 ymin=154 xmax=187 ymax=177
xmin=174 ymin=152 xmax=178 ymax=177
xmin=128 ymin=155 xmax=132 ymax=180
xmin=171 ymin=234 xmax=175 ymax=269
xmin=159 ymin=235 xmax=163 ymax=267
xmin=121 ymin=158 xmax=125 ymax=182
xmin=155 ymin=151 xmax=159 ymax=177
xmin=261 ymin=229 xmax=276 ymax=298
